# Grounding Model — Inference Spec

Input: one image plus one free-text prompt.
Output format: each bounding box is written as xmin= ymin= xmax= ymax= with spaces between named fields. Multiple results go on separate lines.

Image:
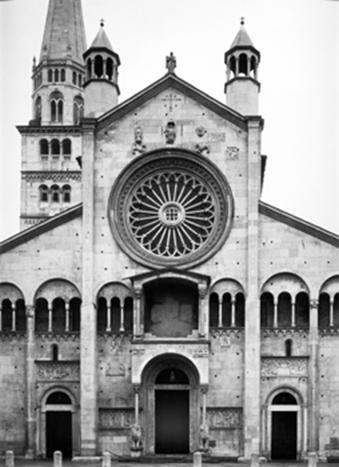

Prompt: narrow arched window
xmin=49 ymin=91 xmax=64 ymax=123
xmin=39 ymin=184 xmax=49 ymax=202
xmin=54 ymin=69 xmax=59 ymax=82
xmin=106 ymin=58 xmax=113 ymax=80
xmin=52 ymin=297 xmax=66 ymax=333
xmin=35 ymin=298 xmax=48 ymax=333
xmin=87 ymin=58 xmax=92 ymax=79
xmin=78 ymin=74 xmax=82 ymax=87
xmin=239 ymin=53 xmax=248 ymax=75
xmin=62 ymin=185 xmax=71 ymax=203
xmin=94 ymin=55 xmax=103 ymax=78
xmin=124 ymin=297 xmax=133 ymax=333
xmin=260 ymin=292 xmax=274 ymax=327
xmin=285 ymin=339 xmax=293 ymax=357
xmin=61 ymin=69 xmax=65 ymax=82
xmin=72 ymin=71 xmax=77 ymax=85
xmin=51 ymin=185 xmax=60 ymax=203
xmin=209 ymin=293 xmax=218 ymax=327
xmin=278 ymin=292 xmax=292 ymax=327
xmin=318 ymin=293 xmax=330 ymax=328
xmin=295 ymin=292 xmax=310 ymax=328
xmin=111 ymin=297 xmax=121 ymax=332
xmin=48 ymin=69 xmax=53 ymax=82
xmin=250 ymin=56 xmax=257 ymax=79
xmin=62 ymin=138 xmax=71 ymax=156
xmin=52 ymin=344 xmax=58 ymax=361
xmin=1 ymin=299 xmax=13 ymax=332
xmin=229 ymin=56 xmax=236 ymax=78
xmin=69 ymin=297 xmax=81 ymax=332
xmin=35 ymin=96 xmax=41 ymax=120
xmin=73 ymin=95 xmax=84 ymax=125
xmin=51 ymin=139 xmax=60 ymax=156
xmin=235 ymin=292 xmax=245 ymax=327
xmin=97 ymin=297 xmax=107 ymax=332
xmin=40 ymin=139 xmax=49 ymax=156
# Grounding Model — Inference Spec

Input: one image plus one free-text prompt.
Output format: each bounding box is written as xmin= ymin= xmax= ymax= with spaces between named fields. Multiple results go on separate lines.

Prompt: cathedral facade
xmin=1 ymin=0 xmax=339 ymax=461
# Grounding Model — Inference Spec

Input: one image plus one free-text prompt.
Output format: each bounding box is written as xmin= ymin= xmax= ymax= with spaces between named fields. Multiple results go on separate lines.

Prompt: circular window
xmin=109 ymin=150 xmax=234 ymax=269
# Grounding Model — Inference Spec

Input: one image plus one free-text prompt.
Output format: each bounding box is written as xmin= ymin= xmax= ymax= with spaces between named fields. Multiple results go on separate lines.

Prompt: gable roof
xmin=259 ymin=201 xmax=339 ymax=248
xmin=96 ymin=72 xmax=258 ymax=132
xmin=0 ymin=204 xmax=82 ymax=255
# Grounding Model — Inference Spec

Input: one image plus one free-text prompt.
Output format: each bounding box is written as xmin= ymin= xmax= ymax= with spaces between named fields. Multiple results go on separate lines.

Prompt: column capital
xmin=198 ymin=283 xmax=208 ymax=298
xmin=310 ymin=299 xmax=318 ymax=310
xmin=133 ymin=384 xmax=141 ymax=394
xmin=134 ymin=286 xmax=142 ymax=299
xmin=26 ymin=305 xmax=35 ymax=318
xmin=200 ymin=385 xmax=208 ymax=394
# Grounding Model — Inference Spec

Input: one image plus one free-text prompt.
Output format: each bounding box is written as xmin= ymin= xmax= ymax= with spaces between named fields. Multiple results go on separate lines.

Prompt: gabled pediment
xmin=95 ymin=73 xmax=254 ymax=131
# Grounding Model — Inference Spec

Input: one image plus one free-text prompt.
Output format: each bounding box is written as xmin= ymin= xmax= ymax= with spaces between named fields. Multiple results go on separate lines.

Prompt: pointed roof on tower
xmin=226 ymin=17 xmax=260 ymax=59
xmin=39 ymin=0 xmax=87 ymax=63
xmin=90 ymin=19 xmax=113 ymax=50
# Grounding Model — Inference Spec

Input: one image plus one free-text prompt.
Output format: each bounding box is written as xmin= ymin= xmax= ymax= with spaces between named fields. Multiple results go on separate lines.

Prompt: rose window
xmin=109 ymin=150 xmax=234 ymax=269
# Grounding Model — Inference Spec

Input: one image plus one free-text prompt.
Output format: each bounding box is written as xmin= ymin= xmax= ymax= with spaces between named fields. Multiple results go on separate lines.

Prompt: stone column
xmin=106 ymin=304 xmax=111 ymax=332
xmin=120 ymin=303 xmax=125 ymax=333
xmin=329 ymin=298 xmax=334 ymax=327
xmin=80 ymin=118 xmax=97 ymax=456
xmin=243 ymin=117 xmax=262 ymax=458
xmin=291 ymin=301 xmax=296 ymax=328
xmin=273 ymin=298 xmax=278 ymax=328
xmin=198 ymin=284 xmax=208 ymax=337
xmin=65 ymin=302 xmax=70 ymax=333
xmin=309 ymin=299 xmax=319 ymax=452
xmin=201 ymin=386 xmax=208 ymax=425
xmin=231 ymin=299 xmax=236 ymax=327
xmin=48 ymin=305 xmax=52 ymax=333
xmin=134 ymin=287 xmax=142 ymax=337
xmin=134 ymin=386 xmax=140 ymax=425
xmin=11 ymin=303 xmax=16 ymax=332
xmin=25 ymin=305 xmax=35 ymax=458
xmin=218 ymin=296 xmax=223 ymax=328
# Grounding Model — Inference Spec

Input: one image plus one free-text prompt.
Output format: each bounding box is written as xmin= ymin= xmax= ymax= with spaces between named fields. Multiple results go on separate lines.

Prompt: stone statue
xmin=166 ymin=52 xmax=176 ymax=74
xmin=165 ymin=120 xmax=176 ymax=144
xmin=130 ymin=423 xmax=143 ymax=450
xmin=200 ymin=422 xmax=210 ymax=452
xmin=132 ymin=126 xmax=147 ymax=155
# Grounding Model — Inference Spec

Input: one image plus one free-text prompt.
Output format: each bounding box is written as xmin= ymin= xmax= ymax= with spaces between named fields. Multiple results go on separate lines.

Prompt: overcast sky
xmin=0 ymin=0 xmax=338 ymax=241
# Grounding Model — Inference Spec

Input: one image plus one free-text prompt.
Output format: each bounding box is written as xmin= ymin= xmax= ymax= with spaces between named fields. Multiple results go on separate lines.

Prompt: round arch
xmin=39 ymin=386 xmax=79 ymax=459
xmin=139 ymin=353 xmax=201 ymax=455
xmin=319 ymin=275 xmax=339 ymax=297
xmin=34 ymin=278 xmax=81 ymax=303
xmin=0 ymin=282 xmax=25 ymax=302
xmin=261 ymin=272 xmax=310 ymax=297
xmin=263 ymin=386 xmax=305 ymax=461
xmin=210 ymin=277 xmax=246 ymax=297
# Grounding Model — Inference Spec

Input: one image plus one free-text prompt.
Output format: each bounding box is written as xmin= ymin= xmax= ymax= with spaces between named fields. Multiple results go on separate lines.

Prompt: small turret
xmin=83 ymin=20 xmax=121 ymax=117
xmin=224 ymin=18 xmax=260 ymax=115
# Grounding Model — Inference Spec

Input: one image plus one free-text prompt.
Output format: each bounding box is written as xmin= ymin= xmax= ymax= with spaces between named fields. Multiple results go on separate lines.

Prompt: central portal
xmin=155 ymin=390 xmax=189 ymax=453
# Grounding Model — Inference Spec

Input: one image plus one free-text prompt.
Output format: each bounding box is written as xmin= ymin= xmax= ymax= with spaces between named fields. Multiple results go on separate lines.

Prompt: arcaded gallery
xmin=0 ymin=0 xmax=339 ymax=462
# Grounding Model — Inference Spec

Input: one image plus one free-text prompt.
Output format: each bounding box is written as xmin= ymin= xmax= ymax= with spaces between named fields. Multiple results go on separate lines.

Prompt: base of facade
xmin=73 ymin=456 xmax=102 ymax=462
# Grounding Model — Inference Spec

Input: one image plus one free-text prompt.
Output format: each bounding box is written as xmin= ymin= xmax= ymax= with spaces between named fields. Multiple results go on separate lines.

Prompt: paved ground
xmin=5 ymin=461 xmax=339 ymax=467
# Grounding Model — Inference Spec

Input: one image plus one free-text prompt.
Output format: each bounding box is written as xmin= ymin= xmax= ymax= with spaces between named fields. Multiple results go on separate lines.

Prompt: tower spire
xmin=40 ymin=0 xmax=87 ymax=64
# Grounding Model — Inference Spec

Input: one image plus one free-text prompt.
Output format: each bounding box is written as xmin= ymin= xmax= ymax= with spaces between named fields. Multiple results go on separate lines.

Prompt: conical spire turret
xmin=224 ymin=18 xmax=260 ymax=115
xmin=40 ymin=0 xmax=87 ymax=63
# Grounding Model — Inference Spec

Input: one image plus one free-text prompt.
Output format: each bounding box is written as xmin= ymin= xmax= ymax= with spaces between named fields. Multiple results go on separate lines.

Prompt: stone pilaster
xmin=309 ymin=298 xmax=319 ymax=452
xmin=198 ymin=284 xmax=208 ymax=337
xmin=25 ymin=305 xmax=35 ymax=458
xmin=243 ymin=117 xmax=262 ymax=458
xmin=80 ymin=118 xmax=97 ymax=455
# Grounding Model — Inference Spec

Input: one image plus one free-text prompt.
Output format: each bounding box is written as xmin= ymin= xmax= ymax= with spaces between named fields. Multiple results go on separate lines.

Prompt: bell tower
xmin=83 ymin=20 xmax=121 ymax=117
xmin=224 ymin=18 xmax=260 ymax=115
xmin=18 ymin=0 xmax=87 ymax=229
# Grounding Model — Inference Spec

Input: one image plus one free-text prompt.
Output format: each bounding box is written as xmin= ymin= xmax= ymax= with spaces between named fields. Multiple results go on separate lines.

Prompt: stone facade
xmin=0 ymin=0 xmax=339 ymax=462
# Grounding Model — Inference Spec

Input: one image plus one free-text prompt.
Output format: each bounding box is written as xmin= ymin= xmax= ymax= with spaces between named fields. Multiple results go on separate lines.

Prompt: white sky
xmin=0 ymin=0 xmax=338 ymax=241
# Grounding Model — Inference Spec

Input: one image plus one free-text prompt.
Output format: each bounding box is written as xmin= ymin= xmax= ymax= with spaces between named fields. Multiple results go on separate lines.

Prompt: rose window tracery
xmin=109 ymin=150 xmax=234 ymax=269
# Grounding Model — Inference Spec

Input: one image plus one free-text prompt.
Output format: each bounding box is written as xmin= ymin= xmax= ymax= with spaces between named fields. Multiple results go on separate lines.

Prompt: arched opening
xmin=86 ymin=59 xmax=92 ymax=79
xmin=106 ymin=57 xmax=113 ymax=80
xmin=40 ymin=139 xmax=49 ymax=156
xmin=334 ymin=293 xmax=339 ymax=327
xmin=250 ymin=56 xmax=257 ymax=78
xmin=72 ymin=71 xmax=77 ymax=85
xmin=278 ymin=292 xmax=292 ymax=327
xmin=94 ymin=55 xmax=103 ymax=78
xmin=1 ymin=299 xmax=12 ymax=332
xmin=60 ymin=69 xmax=65 ymax=82
xmin=239 ymin=53 xmax=248 ymax=75
xmin=73 ymin=96 xmax=84 ymax=125
xmin=285 ymin=339 xmax=293 ymax=357
xmin=124 ymin=296 xmax=133 ymax=333
xmin=62 ymin=138 xmax=71 ymax=156
xmin=144 ymin=279 xmax=198 ymax=337
xmin=35 ymin=298 xmax=48 ymax=333
xmin=45 ymin=390 xmax=72 ymax=458
xmin=235 ymin=292 xmax=245 ymax=327
xmin=50 ymin=91 xmax=63 ymax=123
xmin=52 ymin=344 xmax=58 ymax=361
xmin=54 ymin=69 xmax=59 ymax=82
xmin=15 ymin=299 xmax=26 ymax=332
xmin=48 ymin=69 xmax=53 ymax=82
xmin=62 ymin=185 xmax=71 ymax=203
xmin=97 ymin=297 xmax=107 ymax=331
xmin=229 ymin=55 xmax=236 ymax=78
xmin=51 ymin=185 xmax=60 ymax=203
xmin=271 ymin=391 xmax=298 ymax=460
xmin=318 ymin=292 xmax=330 ymax=328
xmin=111 ymin=297 xmax=121 ymax=332
xmin=39 ymin=185 xmax=49 ymax=203
xmin=35 ymin=96 xmax=41 ymax=120
xmin=222 ymin=293 xmax=232 ymax=327
xmin=261 ymin=292 xmax=274 ymax=327
xmin=141 ymin=354 xmax=200 ymax=454
xmin=52 ymin=297 xmax=66 ymax=333
xmin=295 ymin=292 xmax=309 ymax=328
xmin=209 ymin=293 xmax=218 ymax=327
xmin=69 ymin=297 xmax=81 ymax=332
xmin=51 ymin=139 xmax=60 ymax=156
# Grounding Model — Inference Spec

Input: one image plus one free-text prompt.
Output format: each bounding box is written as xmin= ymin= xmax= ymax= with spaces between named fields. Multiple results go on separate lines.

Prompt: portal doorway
xmin=46 ymin=411 xmax=72 ymax=458
xmin=270 ymin=392 xmax=298 ymax=460
xmin=141 ymin=354 xmax=200 ymax=454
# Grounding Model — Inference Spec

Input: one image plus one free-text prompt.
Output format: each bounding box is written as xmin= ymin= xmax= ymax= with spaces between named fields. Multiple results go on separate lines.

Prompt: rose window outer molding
xmin=108 ymin=149 xmax=234 ymax=269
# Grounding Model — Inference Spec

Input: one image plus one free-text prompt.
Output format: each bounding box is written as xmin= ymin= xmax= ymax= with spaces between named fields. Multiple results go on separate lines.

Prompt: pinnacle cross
xmin=166 ymin=52 xmax=177 ymax=74
xmin=240 ymin=16 xmax=245 ymax=26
